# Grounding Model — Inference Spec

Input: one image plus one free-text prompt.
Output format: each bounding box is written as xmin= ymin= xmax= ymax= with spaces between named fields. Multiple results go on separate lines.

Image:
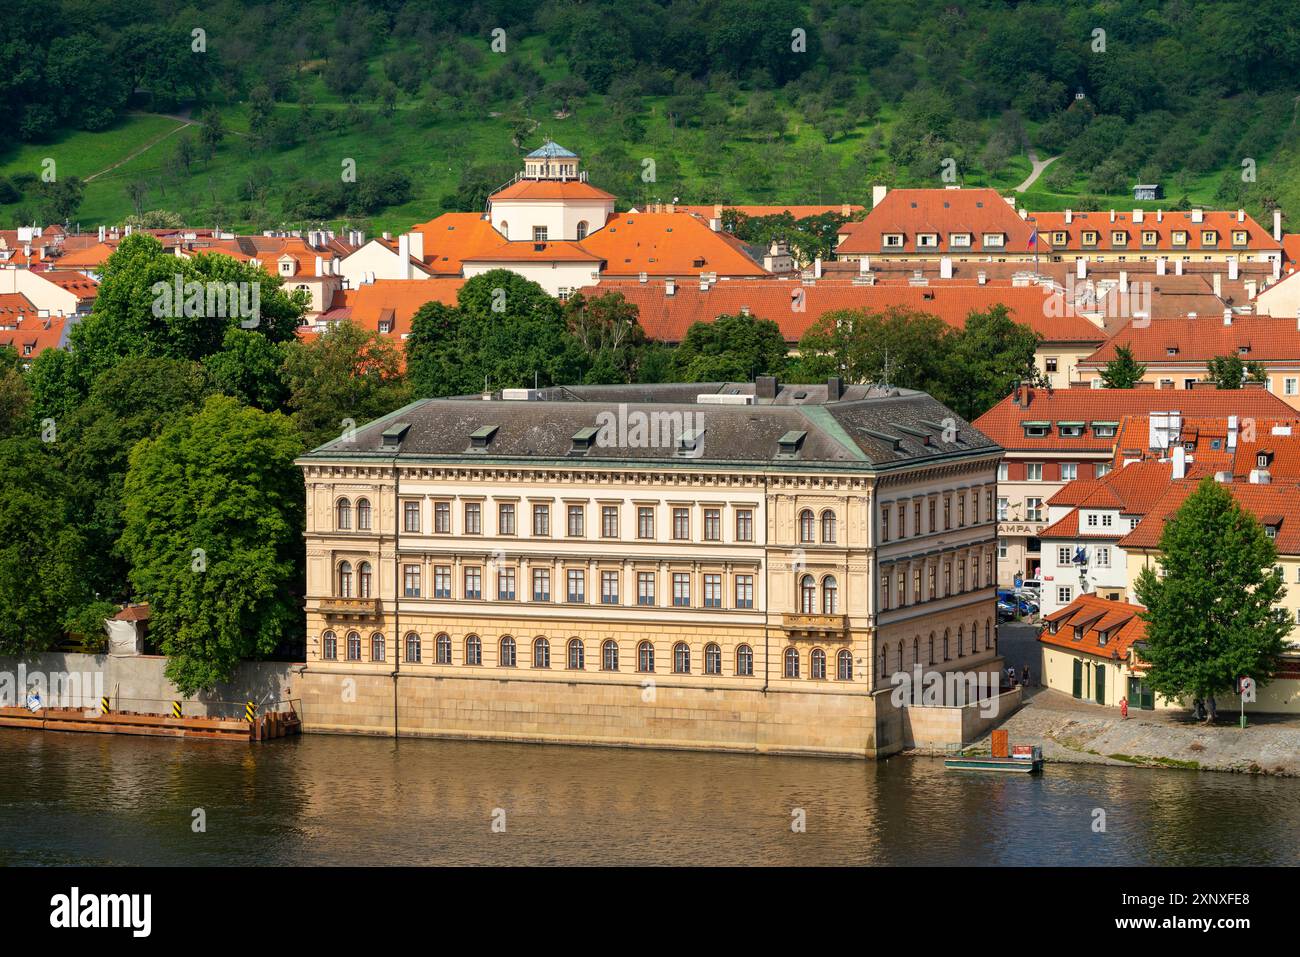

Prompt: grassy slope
xmin=1 ymin=35 xmax=1291 ymax=233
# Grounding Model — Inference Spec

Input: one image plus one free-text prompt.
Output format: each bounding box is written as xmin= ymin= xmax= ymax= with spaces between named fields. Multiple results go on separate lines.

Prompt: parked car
xmin=1016 ymin=578 xmax=1043 ymax=597
xmin=996 ymin=600 xmax=1017 ymax=621
xmin=997 ymin=589 xmax=1039 ymax=616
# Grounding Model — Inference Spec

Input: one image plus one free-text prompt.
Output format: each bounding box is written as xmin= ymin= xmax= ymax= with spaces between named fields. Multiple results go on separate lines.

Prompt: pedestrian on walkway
xmin=1021 ymin=665 xmax=1029 ymax=687
xmin=1120 ymin=696 xmax=1129 ymax=720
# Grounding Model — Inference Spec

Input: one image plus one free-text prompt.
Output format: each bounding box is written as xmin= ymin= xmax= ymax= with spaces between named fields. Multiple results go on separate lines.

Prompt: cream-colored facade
xmin=296 ymin=383 xmax=1006 ymax=758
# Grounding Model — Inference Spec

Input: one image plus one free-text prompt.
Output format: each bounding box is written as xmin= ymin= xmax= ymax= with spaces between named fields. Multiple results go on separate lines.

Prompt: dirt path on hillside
xmin=1014 ymin=150 xmax=1059 ymax=193
xmin=85 ymin=118 xmax=194 ymax=182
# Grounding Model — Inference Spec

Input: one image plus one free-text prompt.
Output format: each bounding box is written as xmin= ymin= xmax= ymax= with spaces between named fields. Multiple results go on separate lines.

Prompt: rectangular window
xmin=672 ymin=507 xmax=689 ymax=540
xmin=880 ymin=573 xmax=891 ymax=611
xmin=403 ymin=501 xmax=421 ymax=533
xmin=997 ymin=497 xmax=1009 ymax=521
xmin=1026 ymin=498 xmax=1043 ymax=522
xmin=498 ymin=502 xmax=516 ymax=535
xmin=704 ymin=574 xmax=723 ymax=608
xmin=1286 ymin=378 xmax=1298 ymax=396
xmin=913 ymin=502 xmax=921 ymax=535
xmin=637 ymin=572 xmax=656 ymax=606
xmin=434 ymin=565 xmax=451 ymax=599
xmin=601 ymin=570 xmax=619 ymax=604
xmin=912 ymin=569 xmax=922 ymax=604
xmin=532 ymin=503 xmax=550 ymax=536
xmin=434 ymin=501 xmax=450 ymax=534
xmin=998 ymin=462 xmax=1009 ymax=481
xmin=1045 ymin=357 xmax=1058 ymax=373
xmin=1057 ymin=585 xmax=1072 ymax=604
xmin=736 ymin=509 xmax=754 ymax=542
xmin=998 ymin=538 xmax=1008 ymax=559
xmin=897 ymin=508 xmax=906 ymax=539
xmin=703 ymin=508 xmax=721 ymax=542
xmin=881 ymin=506 xmax=891 ymax=542
xmin=463 ymin=566 xmax=482 ymax=600
xmin=1096 ymin=546 xmax=1111 ymax=567
xmin=403 ymin=564 xmax=421 ymax=598
xmin=498 ymin=567 xmax=516 ymax=601
xmin=672 ymin=572 xmax=691 ymax=607
xmin=532 ymin=568 xmax=551 ymax=602
xmin=1059 ymin=547 xmax=1073 ymax=565
xmin=897 ymin=573 xmax=905 ymax=608
xmin=735 ymin=575 xmax=754 ymax=609
xmin=1026 ymin=463 xmax=1043 ymax=481
xmin=464 ymin=502 xmax=481 ymax=535
xmin=533 ymin=226 xmax=548 ymax=242
xmin=637 ymin=506 xmax=655 ymax=539
xmin=566 ymin=568 xmax=585 ymax=603
xmin=1061 ymin=463 xmax=1078 ymax=481
xmin=943 ymin=497 xmax=951 ymax=530
xmin=601 ymin=505 xmax=619 ymax=538
xmin=927 ymin=565 xmax=937 ymax=600
xmin=958 ymin=497 xmax=966 ymax=527
xmin=567 ymin=504 xmax=585 ymax=537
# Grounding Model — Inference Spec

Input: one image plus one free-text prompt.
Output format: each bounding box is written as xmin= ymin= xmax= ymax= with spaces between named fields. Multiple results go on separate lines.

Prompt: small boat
xmin=945 ymin=744 xmax=1044 ymax=774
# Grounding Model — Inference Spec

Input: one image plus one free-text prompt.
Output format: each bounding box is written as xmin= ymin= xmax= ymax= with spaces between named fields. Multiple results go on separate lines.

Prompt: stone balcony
xmin=316 ymin=597 xmax=382 ymax=619
xmin=782 ymin=613 xmax=849 ymax=640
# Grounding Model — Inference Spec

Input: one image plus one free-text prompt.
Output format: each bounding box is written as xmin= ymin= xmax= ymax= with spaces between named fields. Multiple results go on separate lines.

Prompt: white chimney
xmin=858 ymin=257 xmax=869 ymax=275
xmin=1119 ymin=270 xmax=1128 ymax=293
xmin=1223 ymin=309 xmax=1232 ymax=326
xmin=1019 ymin=207 xmax=1028 ymax=220
xmin=665 ymin=278 xmax=676 ymax=297
xmin=1213 ymin=273 xmax=1223 ymax=297
xmin=939 ymin=256 xmax=953 ymax=279
xmin=709 ymin=218 xmax=721 ymax=232
xmin=814 ymin=257 xmax=822 ymax=279
xmin=1157 ymin=209 xmax=1164 ymax=223
xmin=1156 ymin=257 xmax=1166 ymax=276
xmin=1133 ymin=208 xmax=1144 ymax=223
xmin=1175 ymin=259 xmax=1184 ymax=276
xmin=1076 ymin=257 xmax=1087 ymax=279
xmin=407 ymin=231 xmax=424 ymax=262
xmin=872 ymin=185 xmax=888 ymax=207
xmin=1192 ymin=208 xmax=1204 ymax=223
xmin=1228 ymin=259 xmax=1240 ymax=281
xmin=1237 ymin=209 xmax=1245 ymax=223
xmin=1065 ymin=209 xmax=1073 ymax=224
xmin=1109 ymin=209 xmax=1116 ymax=223
xmin=1172 ymin=444 xmax=1186 ymax=480
xmin=315 ymin=255 xmax=324 ymax=277
xmin=1244 ymin=279 xmax=1257 ymax=299
xmin=1228 ymin=415 xmax=1239 ymax=450
xmin=977 ymin=271 xmax=987 ymax=285
xmin=97 ymin=225 xmax=106 ymax=243
xmin=397 ymin=234 xmax=411 ymax=279
xmin=1274 ymin=208 xmax=1283 ymax=242
xmin=1250 ymin=469 xmax=1271 ymax=485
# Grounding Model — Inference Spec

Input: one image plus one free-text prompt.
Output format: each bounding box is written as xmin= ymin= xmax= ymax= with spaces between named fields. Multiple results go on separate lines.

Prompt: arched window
xmin=897 ymin=640 xmax=905 ymax=672
xmin=567 ymin=638 xmax=584 ymax=671
xmin=371 ymin=632 xmax=385 ymax=662
xmin=878 ymin=646 xmax=887 ymax=683
xmin=405 ymin=632 xmax=421 ymax=663
xmin=957 ymin=626 xmax=964 ymax=657
xmin=465 ymin=634 xmax=482 ymax=665
xmin=811 ymin=647 xmax=827 ymax=680
xmin=336 ymin=498 xmax=351 ymax=530
xmin=322 ymin=630 xmax=337 ymax=660
xmin=602 ymin=640 xmax=619 ymax=671
xmin=972 ymin=620 xmax=980 ymax=655
xmin=912 ymin=636 xmax=920 ymax=665
xmin=987 ymin=618 xmax=994 ymax=651
xmin=358 ymin=561 xmax=372 ymax=599
xmin=928 ymin=632 xmax=936 ymax=664
xmin=673 ymin=642 xmax=690 ymax=674
xmin=943 ymin=629 xmax=950 ymax=661
xmin=704 ymin=643 xmax=722 ymax=675
xmin=820 ymin=510 xmax=836 ymax=543
xmin=799 ymin=509 xmax=815 ymax=543
xmin=436 ymin=633 xmax=452 ymax=664
xmin=837 ymin=649 xmax=853 ymax=680
xmin=346 ymin=631 xmax=361 ymax=661
xmin=337 ymin=561 xmax=353 ymax=597
xmin=800 ymin=575 xmax=816 ymax=613
xmin=356 ymin=498 xmax=371 ymax=530
xmin=736 ymin=644 xmax=754 ymax=676
xmin=500 ymin=636 xmax=517 ymax=668
xmin=637 ymin=640 xmax=655 ymax=673
xmin=576 ymin=221 xmax=589 ymax=241
xmin=821 ymin=575 xmax=838 ymax=614
xmin=784 ymin=647 xmax=800 ymax=678
xmin=533 ymin=637 xmax=550 ymax=669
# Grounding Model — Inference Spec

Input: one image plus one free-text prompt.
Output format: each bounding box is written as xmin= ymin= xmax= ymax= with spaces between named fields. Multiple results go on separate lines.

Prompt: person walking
xmin=1120 ymin=696 xmax=1129 ymax=720
xmin=1021 ymin=665 xmax=1029 ymax=687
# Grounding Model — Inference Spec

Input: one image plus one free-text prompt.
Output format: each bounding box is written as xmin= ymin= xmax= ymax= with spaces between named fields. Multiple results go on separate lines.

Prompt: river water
xmin=2 ymin=728 xmax=1297 ymax=866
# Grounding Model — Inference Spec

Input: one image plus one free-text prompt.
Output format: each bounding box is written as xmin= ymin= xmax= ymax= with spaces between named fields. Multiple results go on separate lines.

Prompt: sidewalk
xmin=967 ymin=687 xmax=1300 ymax=775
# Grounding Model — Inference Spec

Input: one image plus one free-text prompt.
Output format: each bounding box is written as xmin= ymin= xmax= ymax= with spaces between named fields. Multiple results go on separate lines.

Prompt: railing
xmin=317 ymin=597 xmax=381 ymax=616
xmin=782 ymin=613 xmax=849 ymax=638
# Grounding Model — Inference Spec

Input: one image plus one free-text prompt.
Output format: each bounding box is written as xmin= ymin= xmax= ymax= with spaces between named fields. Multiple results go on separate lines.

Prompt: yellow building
xmin=295 ymin=378 xmax=1007 ymax=758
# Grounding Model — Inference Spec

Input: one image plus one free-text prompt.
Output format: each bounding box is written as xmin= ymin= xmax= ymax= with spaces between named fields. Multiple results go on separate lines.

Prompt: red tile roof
xmin=465 ymin=240 xmax=602 ymax=263
xmin=1041 ymin=460 xmax=1187 ymax=539
xmin=34 ymin=271 xmax=99 ymax=301
xmin=585 ymin=279 xmax=1103 ymax=344
xmin=0 ymin=310 xmax=71 ymax=358
xmin=974 ymin=386 xmax=1295 ymax=452
xmin=836 ymin=188 xmax=1045 ymax=257
xmin=345 ymin=279 xmax=466 ymax=339
xmin=1082 ymin=315 xmax=1300 ymax=365
xmin=488 ymin=179 xmax=615 ymax=202
xmin=410 ymin=213 xmax=509 ymax=275
xmin=579 ymin=213 xmax=769 ymax=279
xmin=1282 ymin=234 xmax=1300 ymax=268
xmin=1118 ymin=478 xmax=1300 ymax=553
xmin=1110 ymin=414 xmax=1237 ymax=473
xmin=1039 ymin=594 xmax=1147 ymax=661
xmin=1033 ymin=209 xmax=1280 ymax=254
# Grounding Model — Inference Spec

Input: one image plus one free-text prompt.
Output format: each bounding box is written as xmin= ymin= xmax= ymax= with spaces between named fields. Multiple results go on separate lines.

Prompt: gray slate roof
xmin=525 ymin=141 xmax=578 ymax=159
xmin=301 ymin=382 xmax=1000 ymax=471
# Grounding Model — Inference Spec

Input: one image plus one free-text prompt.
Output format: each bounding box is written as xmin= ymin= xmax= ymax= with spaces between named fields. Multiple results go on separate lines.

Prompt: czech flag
xmin=1028 ymin=227 xmax=1038 ymax=248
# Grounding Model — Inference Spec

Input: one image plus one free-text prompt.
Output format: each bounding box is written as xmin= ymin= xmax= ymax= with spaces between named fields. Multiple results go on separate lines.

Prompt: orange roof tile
xmin=410 ymin=213 xmax=509 ymax=275
xmin=488 ymin=179 xmax=615 ymax=202
xmin=465 ymin=240 xmax=603 ymax=263
xmin=1118 ymin=478 xmax=1300 ymax=553
xmin=1039 ymin=594 xmax=1147 ymax=661
xmin=345 ymin=279 xmax=466 ymax=339
xmin=578 ymin=213 xmax=768 ymax=279
xmin=1034 ymin=209 xmax=1280 ymax=254
xmin=586 ymin=279 xmax=1103 ymax=344
xmin=836 ymin=188 xmax=1045 ymax=257
xmin=1083 ymin=315 xmax=1300 ymax=365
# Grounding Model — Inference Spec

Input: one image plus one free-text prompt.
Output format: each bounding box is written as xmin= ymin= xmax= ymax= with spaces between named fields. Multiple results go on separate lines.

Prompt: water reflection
xmin=2 ymin=730 xmax=1297 ymax=866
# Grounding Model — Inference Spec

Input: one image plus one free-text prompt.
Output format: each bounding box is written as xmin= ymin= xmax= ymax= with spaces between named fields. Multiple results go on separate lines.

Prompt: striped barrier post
xmin=245 ymin=700 xmax=256 ymax=723
xmin=99 ymin=696 xmax=110 ymax=715
xmin=171 ymin=701 xmax=182 ymax=718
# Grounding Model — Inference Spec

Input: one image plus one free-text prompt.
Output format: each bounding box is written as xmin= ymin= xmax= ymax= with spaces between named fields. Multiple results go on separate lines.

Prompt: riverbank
xmin=957 ymin=688 xmax=1300 ymax=776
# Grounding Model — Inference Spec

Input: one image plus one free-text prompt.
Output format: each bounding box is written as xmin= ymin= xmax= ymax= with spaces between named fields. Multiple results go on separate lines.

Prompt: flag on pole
xmin=1028 ymin=227 xmax=1038 ymax=248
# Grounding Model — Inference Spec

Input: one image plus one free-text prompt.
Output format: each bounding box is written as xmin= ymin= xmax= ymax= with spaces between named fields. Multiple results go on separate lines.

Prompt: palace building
xmin=295 ymin=378 xmax=1009 ymax=758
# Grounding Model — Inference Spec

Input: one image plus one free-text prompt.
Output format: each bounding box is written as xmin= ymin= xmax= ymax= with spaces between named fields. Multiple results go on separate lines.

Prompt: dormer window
xmin=1022 ymin=421 xmax=1051 ymax=438
xmin=1166 ymin=346 xmax=1179 ymax=357
xmin=1267 ymin=526 xmax=1278 ymax=539
xmin=1238 ymin=344 xmax=1250 ymax=355
xmin=917 ymin=233 xmax=938 ymax=247
xmin=1201 ymin=230 xmax=1218 ymax=246
xmin=1081 ymin=231 xmax=1099 ymax=246
xmin=1091 ymin=422 xmax=1117 ymax=438
xmin=883 ymin=233 xmax=904 ymax=248
xmin=1052 ymin=231 xmax=1067 ymax=245
xmin=1141 ymin=230 xmax=1158 ymax=245
xmin=982 ymin=233 xmax=1005 ymax=248
xmin=1232 ymin=231 xmax=1248 ymax=246
xmin=1171 ymin=231 xmax=1188 ymax=246
xmin=949 ymin=233 xmax=971 ymax=247
xmin=1058 ymin=422 xmax=1084 ymax=438
xmin=1258 ymin=451 xmax=1273 ymax=468
xmin=1111 ymin=231 xmax=1128 ymax=245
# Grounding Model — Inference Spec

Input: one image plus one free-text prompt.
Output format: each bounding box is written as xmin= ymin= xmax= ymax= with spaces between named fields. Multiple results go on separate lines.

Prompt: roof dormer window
xmin=1201 ymin=230 xmax=1218 ymax=246
xmin=917 ymin=233 xmax=938 ymax=247
xmin=1111 ymin=231 xmax=1128 ymax=245
xmin=949 ymin=233 xmax=971 ymax=247
xmin=1142 ymin=230 xmax=1158 ymax=245
xmin=883 ymin=233 xmax=904 ymax=248
xmin=982 ymin=233 xmax=1005 ymax=248
xmin=1022 ymin=421 xmax=1051 ymax=438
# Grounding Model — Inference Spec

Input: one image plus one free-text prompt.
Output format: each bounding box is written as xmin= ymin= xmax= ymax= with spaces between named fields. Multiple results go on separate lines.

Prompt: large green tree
xmin=1205 ymin=354 xmax=1269 ymax=389
xmin=794 ymin=307 xmax=952 ymax=397
xmin=406 ymin=270 xmax=587 ymax=397
xmin=1134 ymin=478 xmax=1292 ymax=718
xmin=119 ymin=395 xmax=305 ymax=694
xmin=0 ymin=438 xmax=88 ymax=654
xmin=282 ymin=320 xmax=410 ymax=449
xmin=669 ymin=313 xmax=790 ymax=383
xmin=944 ymin=304 xmax=1046 ymax=420
xmin=0 ymin=345 xmax=32 ymax=440
xmin=1099 ymin=344 xmax=1147 ymax=388
xmin=563 ymin=291 xmax=649 ymax=384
